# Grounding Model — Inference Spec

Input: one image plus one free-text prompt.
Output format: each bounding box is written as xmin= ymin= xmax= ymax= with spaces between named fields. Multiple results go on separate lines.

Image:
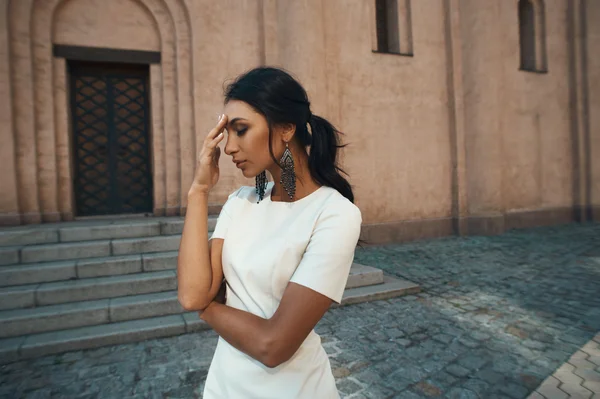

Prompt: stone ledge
xmin=59 ymin=222 xmax=161 ymax=242
xmin=0 ymin=246 xmax=20 ymax=266
xmin=77 ymin=255 xmax=142 ymax=279
xmin=0 ymin=216 xmax=217 ymax=249
xmin=34 ymin=270 xmax=176 ymax=306
xmin=0 ymin=291 xmax=187 ymax=340
xmin=0 ymin=312 xmax=212 ymax=364
xmin=21 ymin=240 xmax=111 ymax=264
xmin=360 ymin=217 xmax=453 ymax=246
xmin=111 ymin=235 xmax=181 ymax=256
xmin=360 ymin=207 xmax=576 ymax=244
xmin=338 ymin=275 xmax=421 ymax=307
xmin=18 ymin=314 xmax=188 ymax=360
xmin=142 ymin=251 xmax=178 ymax=272
xmin=0 ymin=228 xmax=58 ymax=247
xmin=0 ymin=213 xmax=22 ymax=227
xmin=0 ymin=285 xmax=38 ymax=311
xmin=0 ymin=299 xmax=109 ymax=339
xmin=110 ymin=291 xmax=183 ymax=322
xmin=0 ymin=261 xmax=76 ymax=287
xmin=346 ymin=264 xmax=384 ymax=289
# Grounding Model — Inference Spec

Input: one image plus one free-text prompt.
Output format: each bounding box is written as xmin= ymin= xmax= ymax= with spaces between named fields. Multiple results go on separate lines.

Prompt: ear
xmin=278 ymin=123 xmax=296 ymax=143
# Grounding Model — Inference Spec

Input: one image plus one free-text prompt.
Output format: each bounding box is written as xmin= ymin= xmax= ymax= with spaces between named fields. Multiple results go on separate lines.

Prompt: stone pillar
xmin=164 ymin=0 xmax=195 ymax=216
xmin=150 ymin=64 xmax=167 ymax=216
xmin=443 ymin=0 xmax=469 ymax=235
xmin=32 ymin=0 xmax=61 ymax=223
xmin=458 ymin=0 xmax=506 ymax=235
xmin=9 ymin=0 xmax=41 ymax=224
xmin=52 ymin=57 xmax=74 ymax=221
xmin=568 ymin=0 xmax=592 ymax=222
xmin=0 ymin=0 xmax=20 ymax=225
xmin=583 ymin=0 xmax=600 ymax=221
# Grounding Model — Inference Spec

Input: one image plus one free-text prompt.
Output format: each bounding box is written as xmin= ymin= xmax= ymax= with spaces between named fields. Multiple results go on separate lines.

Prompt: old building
xmin=1 ymin=0 xmax=598 ymax=243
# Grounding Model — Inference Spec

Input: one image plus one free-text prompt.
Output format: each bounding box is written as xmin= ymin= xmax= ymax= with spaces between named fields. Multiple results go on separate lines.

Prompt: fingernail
xmin=219 ymin=114 xmax=224 ymax=122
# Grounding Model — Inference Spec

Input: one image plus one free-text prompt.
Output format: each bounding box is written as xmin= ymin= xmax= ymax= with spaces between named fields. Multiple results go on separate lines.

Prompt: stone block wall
xmin=0 ymin=0 xmax=597 ymax=243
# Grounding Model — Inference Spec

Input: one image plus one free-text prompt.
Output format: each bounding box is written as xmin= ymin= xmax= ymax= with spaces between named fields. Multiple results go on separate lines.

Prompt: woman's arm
xmin=177 ymin=114 xmax=227 ymax=311
xmin=200 ymin=282 xmax=332 ymax=368
xmin=177 ymin=188 xmax=224 ymax=311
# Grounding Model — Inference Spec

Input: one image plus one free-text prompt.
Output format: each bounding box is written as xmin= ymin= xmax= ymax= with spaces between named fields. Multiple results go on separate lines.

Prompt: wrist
xmin=199 ymin=301 xmax=219 ymax=321
xmin=188 ymin=184 xmax=210 ymax=198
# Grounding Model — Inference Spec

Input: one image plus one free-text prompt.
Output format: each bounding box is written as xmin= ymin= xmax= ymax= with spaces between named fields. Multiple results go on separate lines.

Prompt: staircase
xmin=0 ymin=217 xmax=419 ymax=364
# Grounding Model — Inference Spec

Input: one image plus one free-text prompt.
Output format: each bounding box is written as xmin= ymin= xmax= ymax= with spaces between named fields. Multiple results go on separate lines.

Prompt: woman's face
xmin=222 ymin=100 xmax=286 ymax=178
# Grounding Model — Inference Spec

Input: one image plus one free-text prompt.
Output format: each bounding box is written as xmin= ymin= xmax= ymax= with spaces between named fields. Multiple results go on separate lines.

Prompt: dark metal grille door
xmin=70 ymin=63 xmax=153 ymax=216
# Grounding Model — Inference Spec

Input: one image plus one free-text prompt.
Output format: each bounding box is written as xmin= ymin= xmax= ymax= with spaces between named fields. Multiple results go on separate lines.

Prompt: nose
xmin=224 ymin=133 xmax=238 ymax=157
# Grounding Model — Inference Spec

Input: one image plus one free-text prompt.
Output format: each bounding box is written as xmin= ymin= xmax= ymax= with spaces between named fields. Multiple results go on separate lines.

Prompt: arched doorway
xmin=69 ymin=61 xmax=153 ymax=216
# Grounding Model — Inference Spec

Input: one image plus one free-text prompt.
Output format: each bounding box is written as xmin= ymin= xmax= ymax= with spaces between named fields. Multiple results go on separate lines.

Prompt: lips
xmin=233 ymin=160 xmax=246 ymax=168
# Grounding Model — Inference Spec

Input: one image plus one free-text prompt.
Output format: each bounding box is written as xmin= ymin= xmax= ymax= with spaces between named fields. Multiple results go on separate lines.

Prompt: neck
xmin=267 ymin=144 xmax=319 ymax=202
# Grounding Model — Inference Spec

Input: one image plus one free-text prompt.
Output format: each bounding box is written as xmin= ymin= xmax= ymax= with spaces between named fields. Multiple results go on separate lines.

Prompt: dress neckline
xmin=265 ymin=182 xmax=325 ymax=205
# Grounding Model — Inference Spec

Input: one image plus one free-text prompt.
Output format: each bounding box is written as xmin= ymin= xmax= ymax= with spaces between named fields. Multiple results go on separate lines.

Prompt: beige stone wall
xmin=587 ymin=0 xmax=600 ymax=218
xmin=3 ymin=0 xmax=194 ymax=223
xmin=460 ymin=0 xmax=574 ymax=217
xmin=499 ymin=0 xmax=573 ymax=212
xmin=53 ymin=0 xmax=160 ymax=51
xmin=324 ymin=0 xmax=453 ymax=223
xmin=185 ymin=0 xmax=263 ymax=205
xmin=0 ymin=0 xmax=597 ymax=236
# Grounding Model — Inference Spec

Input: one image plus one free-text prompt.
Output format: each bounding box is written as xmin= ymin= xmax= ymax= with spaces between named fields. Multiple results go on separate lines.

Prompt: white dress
xmin=203 ymin=182 xmax=362 ymax=399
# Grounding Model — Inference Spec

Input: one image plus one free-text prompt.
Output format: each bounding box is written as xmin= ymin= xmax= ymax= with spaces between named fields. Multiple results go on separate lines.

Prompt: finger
xmin=207 ymin=131 xmax=225 ymax=149
xmin=206 ymin=114 xmax=228 ymax=140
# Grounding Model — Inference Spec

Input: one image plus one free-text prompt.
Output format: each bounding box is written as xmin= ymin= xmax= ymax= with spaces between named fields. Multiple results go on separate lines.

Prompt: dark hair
xmin=224 ymin=66 xmax=354 ymax=203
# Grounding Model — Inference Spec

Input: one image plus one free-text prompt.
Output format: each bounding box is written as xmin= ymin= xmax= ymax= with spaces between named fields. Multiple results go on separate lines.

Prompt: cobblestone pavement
xmin=1 ymin=223 xmax=599 ymax=399
xmin=526 ymin=333 xmax=600 ymax=399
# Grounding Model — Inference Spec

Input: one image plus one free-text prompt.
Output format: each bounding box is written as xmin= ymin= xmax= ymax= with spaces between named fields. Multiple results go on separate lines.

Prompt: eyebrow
xmin=228 ymin=117 xmax=248 ymax=126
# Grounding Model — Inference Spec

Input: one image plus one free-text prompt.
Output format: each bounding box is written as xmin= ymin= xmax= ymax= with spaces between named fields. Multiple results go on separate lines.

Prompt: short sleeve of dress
xmin=289 ymin=200 xmax=362 ymax=303
xmin=210 ymin=187 xmax=243 ymax=240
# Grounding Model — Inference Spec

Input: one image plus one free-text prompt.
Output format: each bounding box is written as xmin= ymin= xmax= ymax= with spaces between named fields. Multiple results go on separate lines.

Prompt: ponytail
xmin=307 ymin=115 xmax=354 ymax=203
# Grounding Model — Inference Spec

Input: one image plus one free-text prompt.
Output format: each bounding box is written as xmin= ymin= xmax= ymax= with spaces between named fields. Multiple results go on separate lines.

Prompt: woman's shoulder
xmin=318 ymin=187 xmax=362 ymax=223
xmin=219 ymin=186 xmax=257 ymax=216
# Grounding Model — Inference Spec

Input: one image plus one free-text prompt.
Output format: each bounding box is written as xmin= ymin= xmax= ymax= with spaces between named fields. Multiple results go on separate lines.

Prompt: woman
xmin=177 ymin=67 xmax=362 ymax=398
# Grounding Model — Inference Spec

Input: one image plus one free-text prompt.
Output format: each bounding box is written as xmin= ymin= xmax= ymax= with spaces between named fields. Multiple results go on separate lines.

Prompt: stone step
xmin=0 ymin=260 xmax=78 ymax=287
xmin=0 ymin=271 xmax=176 ymax=310
xmin=0 ymin=252 xmax=380 ymax=290
xmin=13 ymin=235 xmax=185 ymax=265
xmin=0 ymin=252 xmax=181 ymax=287
xmin=0 ymin=265 xmax=383 ymax=339
xmin=346 ymin=264 xmax=383 ymax=288
xmin=338 ymin=275 xmax=421 ymax=306
xmin=0 ymin=246 xmax=20 ymax=266
xmin=0 ymin=313 xmax=209 ymax=363
xmin=0 ymin=291 xmax=184 ymax=339
xmin=0 ymin=264 xmax=381 ymax=312
xmin=0 ymin=262 xmax=381 ymax=313
xmin=0 ymin=272 xmax=419 ymax=364
xmin=0 ymin=216 xmax=217 ymax=248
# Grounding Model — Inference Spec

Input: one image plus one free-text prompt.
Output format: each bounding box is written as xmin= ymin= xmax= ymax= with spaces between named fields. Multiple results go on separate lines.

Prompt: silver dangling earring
xmin=280 ymin=142 xmax=296 ymax=200
xmin=255 ymin=171 xmax=267 ymax=203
